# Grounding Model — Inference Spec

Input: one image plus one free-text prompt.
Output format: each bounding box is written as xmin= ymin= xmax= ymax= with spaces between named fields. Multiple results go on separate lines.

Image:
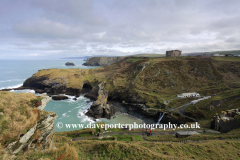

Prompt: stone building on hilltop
xmin=166 ymin=50 xmax=182 ymax=57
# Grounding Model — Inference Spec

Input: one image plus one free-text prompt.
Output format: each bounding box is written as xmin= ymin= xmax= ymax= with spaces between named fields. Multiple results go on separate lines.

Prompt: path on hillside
xmin=71 ymin=130 xmax=238 ymax=144
xmin=169 ymin=100 xmax=200 ymax=122
xmin=178 ymin=110 xmax=198 ymax=122
xmin=72 ymin=131 xmax=176 ymax=141
xmin=170 ymin=102 xmax=191 ymax=112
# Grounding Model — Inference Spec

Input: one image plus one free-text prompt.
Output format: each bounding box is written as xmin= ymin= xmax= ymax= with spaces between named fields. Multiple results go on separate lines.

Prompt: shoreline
xmin=0 ymin=86 xmax=160 ymax=125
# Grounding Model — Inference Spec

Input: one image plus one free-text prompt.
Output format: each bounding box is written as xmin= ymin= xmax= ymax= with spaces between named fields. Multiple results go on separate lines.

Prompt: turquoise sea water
xmin=0 ymin=59 xmax=95 ymax=89
xmin=0 ymin=59 xmax=143 ymax=132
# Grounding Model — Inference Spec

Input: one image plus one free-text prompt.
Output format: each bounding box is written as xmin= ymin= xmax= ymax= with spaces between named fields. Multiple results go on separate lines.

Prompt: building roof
xmin=181 ymin=92 xmax=197 ymax=94
xmin=178 ymin=92 xmax=200 ymax=96
xmin=166 ymin=50 xmax=182 ymax=52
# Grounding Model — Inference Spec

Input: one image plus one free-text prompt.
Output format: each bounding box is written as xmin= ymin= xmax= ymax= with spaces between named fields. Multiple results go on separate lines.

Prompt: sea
xmin=0 ymin=59 xmax=143 ymax=132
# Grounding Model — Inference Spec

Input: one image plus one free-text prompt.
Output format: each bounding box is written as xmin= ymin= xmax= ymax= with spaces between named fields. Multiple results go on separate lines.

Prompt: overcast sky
xmin=0 ymin=0 xmax=240 ymax=59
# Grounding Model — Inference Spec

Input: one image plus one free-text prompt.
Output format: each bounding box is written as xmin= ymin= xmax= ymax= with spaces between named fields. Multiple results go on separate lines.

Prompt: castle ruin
xmin=211 ymin=108 xmax=240 ymax=133
xmin=166 ymin=50 xmax=182 ymax=57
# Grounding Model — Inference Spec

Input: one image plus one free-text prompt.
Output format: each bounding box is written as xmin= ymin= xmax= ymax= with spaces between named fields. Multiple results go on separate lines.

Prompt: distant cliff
xmin=83 ymin=57 xmax=125 ymax=66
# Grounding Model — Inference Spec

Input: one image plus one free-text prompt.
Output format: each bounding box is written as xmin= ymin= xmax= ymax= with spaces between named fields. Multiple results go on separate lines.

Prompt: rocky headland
xmin=14 ymin=56 xmax=240 ymax=124
xmin=83 ymin=56 xmax=125 ymax=66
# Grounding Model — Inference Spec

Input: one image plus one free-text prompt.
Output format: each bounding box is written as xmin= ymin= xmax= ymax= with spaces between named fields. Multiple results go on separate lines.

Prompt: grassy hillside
xmin=29 ymin=56 xmax=240 ymax=115
xmin=2 ymin=55 xmax=240 ymax=159
xmin=128 ymin=53 xmax=165 ymax=57
xmin=0 ymin=92 xmax=43 ymax=146
xmin=184 ymin=50 xmax=240 ymax=55
xmin=209 ymin=50 xmax=240 ymax=55
xmin=185 ymin=88 xmax=240 ymax=120
xmin=211 ymin=57 xmax=240 ymax=61
xmin=12 ymin=128 xmax=240 ymax=159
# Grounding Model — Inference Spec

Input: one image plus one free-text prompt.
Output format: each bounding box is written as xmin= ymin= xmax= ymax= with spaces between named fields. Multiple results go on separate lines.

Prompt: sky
xmin=0 ymin=0 xmax=240 ymax=59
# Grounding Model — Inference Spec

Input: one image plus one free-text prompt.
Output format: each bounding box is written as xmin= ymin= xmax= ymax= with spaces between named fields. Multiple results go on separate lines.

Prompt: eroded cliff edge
xmin=0 ymin=92 xmax=57 ymax=155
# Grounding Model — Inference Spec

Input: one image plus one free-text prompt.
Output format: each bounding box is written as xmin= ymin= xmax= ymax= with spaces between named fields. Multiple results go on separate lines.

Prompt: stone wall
xmin=166 ymin=50 xmax=182 ymax=57
xmin=217 ymin=118 xmax=240 ymax=133
xmin=213 ymin=108 xmax=240 ymax=133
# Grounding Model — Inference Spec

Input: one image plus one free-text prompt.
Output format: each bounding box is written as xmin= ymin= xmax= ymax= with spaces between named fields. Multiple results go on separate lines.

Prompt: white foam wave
xmin=68 ymin=99 xmax=75 ymax=103
xmin=77 ymin=96 xmax=84 ymax=100
xmin=77 ymin=111 xmax=84 ymax=117
xmin=80 ymin=116 xmax=95 ymax=123
xmin=0 ymin=83 xmax=22 ymax=90
xmin=10 ymin=89 xmax=35 ymax=94
xmin=60 ymin=94 xmax=76 ymax=100
xmin=62 ymin=113 xmax=69 ymax=117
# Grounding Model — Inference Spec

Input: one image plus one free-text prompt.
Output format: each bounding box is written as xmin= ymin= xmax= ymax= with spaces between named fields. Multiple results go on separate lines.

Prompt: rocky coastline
xmin=0 ymin=77 xmax=186 ymax=124
xmin=22 ymin=75 xmax=82 ymax=96
xmin=3 ymin=57 xmax=233 ymax=124
xmin=83 ymin=57 xmax=125 ymax=66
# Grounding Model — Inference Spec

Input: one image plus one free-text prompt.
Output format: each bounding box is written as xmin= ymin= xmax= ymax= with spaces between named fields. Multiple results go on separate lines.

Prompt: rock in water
xmin=65 ymin=62 xmax=75 ymax=66
xmin=52 ymin=95 xmax=69 ymax=100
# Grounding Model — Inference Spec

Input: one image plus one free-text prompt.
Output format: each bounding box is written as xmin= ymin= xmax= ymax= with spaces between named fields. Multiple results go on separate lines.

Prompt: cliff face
xmin=83 ymin=57 xmax=125 ymax=66
xmin=23 ymin=74 xmax=81 ymax=96
xmin=6 ymin=94 xmax=57 ymax=155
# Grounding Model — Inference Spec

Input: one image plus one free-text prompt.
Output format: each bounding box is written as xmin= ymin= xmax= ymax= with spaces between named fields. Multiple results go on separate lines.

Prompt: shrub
xmin=234 ymin=115 xmax=239 ymax=119
xmin=30 ymin=97 xmax=43 ymax=107
xmin=131 ymin=137 xmax=135 ymax=141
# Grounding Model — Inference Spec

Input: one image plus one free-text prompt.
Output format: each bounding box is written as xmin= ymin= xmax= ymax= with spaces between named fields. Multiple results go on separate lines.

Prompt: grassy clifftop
xmin=0 ymin=92 xmax=62 ymax=159
xmin=27 ymin=56 xmax=240 ymax=110
xmin=0 ymin=92 xmax=42 ymax=146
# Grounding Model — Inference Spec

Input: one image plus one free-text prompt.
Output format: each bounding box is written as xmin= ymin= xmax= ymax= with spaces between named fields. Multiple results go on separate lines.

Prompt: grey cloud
xmin=13 ymin=18 xmax=84 ymax=39
xmin=30 ymin=0 xmax=107 ymax=25
xmin=0 ymin=0 xmax=240 ymax=59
